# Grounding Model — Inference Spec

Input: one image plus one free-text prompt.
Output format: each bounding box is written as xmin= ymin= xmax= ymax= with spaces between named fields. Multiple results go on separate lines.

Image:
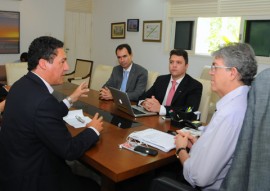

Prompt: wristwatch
xmin=175 ymin=147 xmax=186 ymax=158
xmin=66 ymin=96 xmax=73 ymax=106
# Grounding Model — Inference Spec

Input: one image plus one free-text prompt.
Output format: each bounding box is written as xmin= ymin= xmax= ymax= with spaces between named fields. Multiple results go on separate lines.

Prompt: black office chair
xmin=150 ymin=68 xmax=270 ymax=191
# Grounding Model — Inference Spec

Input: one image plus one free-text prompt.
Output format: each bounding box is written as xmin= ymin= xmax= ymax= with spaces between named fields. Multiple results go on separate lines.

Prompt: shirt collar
xmin=31 ymin=71 xmax=54 ymax=94
xmin=170 ymin=74 xmax=185 ymax=84
xmin=123 ymin=62 xmax=133 ymax=72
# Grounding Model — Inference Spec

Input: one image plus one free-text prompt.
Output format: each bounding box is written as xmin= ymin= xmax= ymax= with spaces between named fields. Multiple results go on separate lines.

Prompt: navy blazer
xmin=0 ymin=72 xmax=99 ymax=191
xmin=139 ymin=74 xmax=202 ymax=115
xmin=103 ymin=63 xmax=148 ymax=101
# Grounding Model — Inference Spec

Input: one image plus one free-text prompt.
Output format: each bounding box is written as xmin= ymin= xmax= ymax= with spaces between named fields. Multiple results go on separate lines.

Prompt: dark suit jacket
xmin=139 ymin=74 xmax=202 ymax=115
xmin=103 ymin=63 xmax=148 ymax=101
xmin=0 ymin=72 xmax=99 ymax=191
xmin=0 ymin=83 xmax=8 ymax=101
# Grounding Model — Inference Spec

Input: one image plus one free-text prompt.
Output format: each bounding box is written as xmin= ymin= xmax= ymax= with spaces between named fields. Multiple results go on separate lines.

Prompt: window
xmin=174 ymin=21 xmax=194 ymax=50
xmin=166 ymin=0 xmax=270 ymax=60
xmin=195 ymin=17 xmax=241 ymax=55
xmin=244 ymin=20 xmax=270 ymax=57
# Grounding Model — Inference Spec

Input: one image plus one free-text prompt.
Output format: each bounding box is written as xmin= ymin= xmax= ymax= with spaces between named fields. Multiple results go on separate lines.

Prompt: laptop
xmin=108 ymin=87 xmax=157 ymax=117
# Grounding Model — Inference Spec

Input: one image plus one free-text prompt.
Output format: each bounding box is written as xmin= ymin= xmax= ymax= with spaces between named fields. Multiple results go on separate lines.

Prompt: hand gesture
xmin=69 ymin=82 xmax=89 ymax=103
xmin=86 ymin=113 xmax=103 ymax=133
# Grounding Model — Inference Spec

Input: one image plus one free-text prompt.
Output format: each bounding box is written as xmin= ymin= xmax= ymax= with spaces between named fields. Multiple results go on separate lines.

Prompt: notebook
xmin=128 ymin=128 xmax=175 ymax=152
xmin=108 ymin=86 xmax=157 ymax=117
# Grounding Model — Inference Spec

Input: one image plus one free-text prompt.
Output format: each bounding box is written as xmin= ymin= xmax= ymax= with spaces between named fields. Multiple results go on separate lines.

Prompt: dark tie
xmin=166 ymin=80 xmax=177 ymax=106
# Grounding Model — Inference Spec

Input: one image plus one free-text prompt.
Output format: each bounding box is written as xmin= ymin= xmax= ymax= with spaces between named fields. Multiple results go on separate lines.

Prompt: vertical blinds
xmin=168 ymin=0 xmax=270 ymax=17
xmin=66 ymin=0 xmax=92 ymax=13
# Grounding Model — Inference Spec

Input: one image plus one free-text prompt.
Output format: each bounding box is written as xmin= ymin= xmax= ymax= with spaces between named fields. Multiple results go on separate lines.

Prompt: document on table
xmin=128 ymin=128 xmax=175 ymax=152
xmin=63 ymin=109 xmax=91 ymax=128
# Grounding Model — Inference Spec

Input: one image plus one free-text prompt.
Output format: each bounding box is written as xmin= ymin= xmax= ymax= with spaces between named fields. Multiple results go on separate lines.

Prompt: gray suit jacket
xmin=220 ymin=68 xmax=270 ymax=191
xmin=104 ymin=63 xmax=148 ymax=101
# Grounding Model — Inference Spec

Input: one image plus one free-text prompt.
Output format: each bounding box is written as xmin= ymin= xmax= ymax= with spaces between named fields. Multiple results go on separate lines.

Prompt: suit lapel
xmin=125 ymin=64 xmax=135 ymax=91
xmin=171 ymin=75 xmax=189 ymax=104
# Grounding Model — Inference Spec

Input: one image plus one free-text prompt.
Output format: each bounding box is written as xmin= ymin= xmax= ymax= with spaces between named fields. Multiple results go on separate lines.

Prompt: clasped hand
xmin=174 ymin=130 xmax=198 ymax=149
xmin=142 ymin=96 xmax=160 ymax=112
xmin=99 ymin=87 xmax=113 ymax=100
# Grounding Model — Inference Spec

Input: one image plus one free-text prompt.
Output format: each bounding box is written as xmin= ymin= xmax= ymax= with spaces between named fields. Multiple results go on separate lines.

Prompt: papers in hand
xmin=63 ymin=109 xmax=91 ymax=128
xmin=128 ymin=128 xmax=175 ymax=152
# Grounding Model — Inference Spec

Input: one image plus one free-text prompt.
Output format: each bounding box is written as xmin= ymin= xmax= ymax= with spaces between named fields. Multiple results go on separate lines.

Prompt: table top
xmin=53 ymin=83 xmax=178 ymax=183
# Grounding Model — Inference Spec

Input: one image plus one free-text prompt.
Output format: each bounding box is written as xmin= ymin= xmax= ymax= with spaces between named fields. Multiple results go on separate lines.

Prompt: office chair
xmin=90 ymin=64 xmax=113 ymax=91
xmin=65 ymin=59 xmax=93 ymax=87
xmin=150 ymin=69 xmax=270 ymax=191
xmin=196 ymin=78 xmax=211 ymax=124
xmin=200 ymin=65 xmax=219 ymax=123
xmin=146 ymin=71 xmax=159 ymax=91
xmin=5 ymin=62 xmax=28 ymax=86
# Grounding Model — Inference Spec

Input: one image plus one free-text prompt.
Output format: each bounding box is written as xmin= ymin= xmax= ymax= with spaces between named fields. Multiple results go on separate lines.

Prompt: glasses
xmin=210 ymin=65 xmax=233 ymax=72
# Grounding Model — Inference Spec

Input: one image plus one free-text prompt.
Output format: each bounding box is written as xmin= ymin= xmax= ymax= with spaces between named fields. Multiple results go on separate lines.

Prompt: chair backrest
xmin=5 ymin=62 xmax=28 ymax=86
xmin=196 ymin=78 xmax=212 ymax=123
xmin=73 ymin=59 xmax=93 ymax=78
xmin=147 ymin=71 xmax=159 ymax=91
xmin=90 ymin=64 xmax=114 ymax=91
xmin=200 ymin=65 xmax=220 ymax=122
xmin=200 ymin=65 xmax=211 ymax=81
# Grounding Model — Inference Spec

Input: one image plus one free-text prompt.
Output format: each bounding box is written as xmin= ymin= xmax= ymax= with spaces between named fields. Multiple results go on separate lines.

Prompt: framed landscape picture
xmin=0 ymin=11 xmax=20 ymax=54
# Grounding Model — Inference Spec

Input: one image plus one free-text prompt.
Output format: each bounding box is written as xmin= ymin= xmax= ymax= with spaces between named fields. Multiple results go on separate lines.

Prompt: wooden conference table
xmin=53 ymin=83 xmax=178 ymax=191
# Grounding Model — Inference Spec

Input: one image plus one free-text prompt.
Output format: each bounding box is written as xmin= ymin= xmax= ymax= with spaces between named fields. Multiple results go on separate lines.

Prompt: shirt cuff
xmin=159 ymin=105 xmax=166 ymax=115
xmin=89 ymin=126 xmax=100 ymax=136
xmin=63 ymin=98 xmax=72 ymax=108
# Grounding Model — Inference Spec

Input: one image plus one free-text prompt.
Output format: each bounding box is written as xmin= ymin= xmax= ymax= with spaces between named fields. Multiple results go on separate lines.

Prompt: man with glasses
xmin=174 ymin=43 xmax=258 ymax=190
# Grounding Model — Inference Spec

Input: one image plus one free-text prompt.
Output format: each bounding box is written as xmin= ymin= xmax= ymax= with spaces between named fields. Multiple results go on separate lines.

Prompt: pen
xmin=75 ymin=115 xmax=85 ymax=123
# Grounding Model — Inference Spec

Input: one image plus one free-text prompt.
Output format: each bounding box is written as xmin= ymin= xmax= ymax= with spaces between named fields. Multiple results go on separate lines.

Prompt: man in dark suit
xmin=0 ymin=36 xmax=103 ymax=191
xmin=99 ymin=44 xmax=148 ymax=101
xmin=139 ymin=49 xmax=202 ymax=115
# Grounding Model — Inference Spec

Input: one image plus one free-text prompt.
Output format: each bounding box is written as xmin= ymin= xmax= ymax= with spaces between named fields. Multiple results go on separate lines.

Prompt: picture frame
xmin=143 ymin=20 xmax=162 ymax=42
xmin=111 ymin=22 xmax=126 ymax=39
xmin=0 ymin=11 xmax=20 ymax=54
xmin=127 ymin=19 xmax=139 ymax=32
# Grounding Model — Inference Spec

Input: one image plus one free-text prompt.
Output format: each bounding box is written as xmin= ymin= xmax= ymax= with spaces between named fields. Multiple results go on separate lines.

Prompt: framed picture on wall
xmin=143 ymin=20 xmax=162 ymax=42
xmin=127 ymin=19 xmax=139 ymax=32
xmin=0 ymin=11 xmax=20 ymax=54
xmin=111 ymin=22 xmax=126 ymax=39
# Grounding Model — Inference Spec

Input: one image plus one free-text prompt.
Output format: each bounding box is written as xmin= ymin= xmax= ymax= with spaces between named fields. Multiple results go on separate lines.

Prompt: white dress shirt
xmin=183 ymin=85 xmax=250 ymax=190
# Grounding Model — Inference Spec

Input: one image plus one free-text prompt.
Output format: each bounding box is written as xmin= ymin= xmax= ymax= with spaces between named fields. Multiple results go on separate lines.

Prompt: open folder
xmin=128 ymin=128 xmax=175 ymax=152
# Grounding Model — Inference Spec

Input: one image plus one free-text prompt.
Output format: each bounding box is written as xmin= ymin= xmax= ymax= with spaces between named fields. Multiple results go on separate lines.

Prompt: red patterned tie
xmin=166 ymin=80 xmax=177 ymax=106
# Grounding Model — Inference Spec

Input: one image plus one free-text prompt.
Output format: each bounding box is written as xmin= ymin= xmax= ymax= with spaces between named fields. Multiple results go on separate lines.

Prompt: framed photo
xmin=111 ymin=22 xmax=126 ymax=39
xmin=0 ymin=11 xmax=20 ymax=54
xmin=143 ymin=20 xmax=162 ymax=42
xmin=127 ymin=19 xmax=139 ymax=32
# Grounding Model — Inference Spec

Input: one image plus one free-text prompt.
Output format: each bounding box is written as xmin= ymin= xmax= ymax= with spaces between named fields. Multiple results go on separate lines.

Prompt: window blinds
xmin=65 ymin=0 xmax=92 ymax=13
xmin=168 ymin=0 xmax=270 ymax=17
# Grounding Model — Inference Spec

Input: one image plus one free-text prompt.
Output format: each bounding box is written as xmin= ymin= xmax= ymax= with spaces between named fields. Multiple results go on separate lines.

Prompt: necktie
xmin=166 ymin=80 xmax=177 ymax=106
xmin=120 ymin=70 xmax=129 ymax=92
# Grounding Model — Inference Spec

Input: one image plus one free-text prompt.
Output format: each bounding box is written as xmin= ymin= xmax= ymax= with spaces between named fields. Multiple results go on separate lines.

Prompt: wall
xmin=0 ymin=0 xmax=269 ymax=77
xmin=0 ymin=0 xmax=65 ymax=64
xmin=91 ymin=0 xmax=270 ymax=78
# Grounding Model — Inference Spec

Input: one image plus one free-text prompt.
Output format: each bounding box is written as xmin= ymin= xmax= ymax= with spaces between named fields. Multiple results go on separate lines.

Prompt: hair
xmin=20 ymin=52 xmax=28 ymax=62
xmin=212 ymin=42 xmax=258 ymax=85
xmin=115 ymin=44 xmax=132 ymax=55
xmin=27 ymin=36 xmax=64 ymax=71
xmin=169 ymin=49 xmax=189 ymax=64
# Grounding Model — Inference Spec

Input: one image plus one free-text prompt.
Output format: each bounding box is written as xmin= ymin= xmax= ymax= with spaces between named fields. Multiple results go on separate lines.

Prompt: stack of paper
xmin=128 ymin=128 xmax=175 ymax=152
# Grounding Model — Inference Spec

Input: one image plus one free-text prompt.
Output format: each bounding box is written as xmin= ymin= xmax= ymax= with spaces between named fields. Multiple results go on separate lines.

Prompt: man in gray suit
xmin=99 ymin=44 xmax=148 ymax=101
